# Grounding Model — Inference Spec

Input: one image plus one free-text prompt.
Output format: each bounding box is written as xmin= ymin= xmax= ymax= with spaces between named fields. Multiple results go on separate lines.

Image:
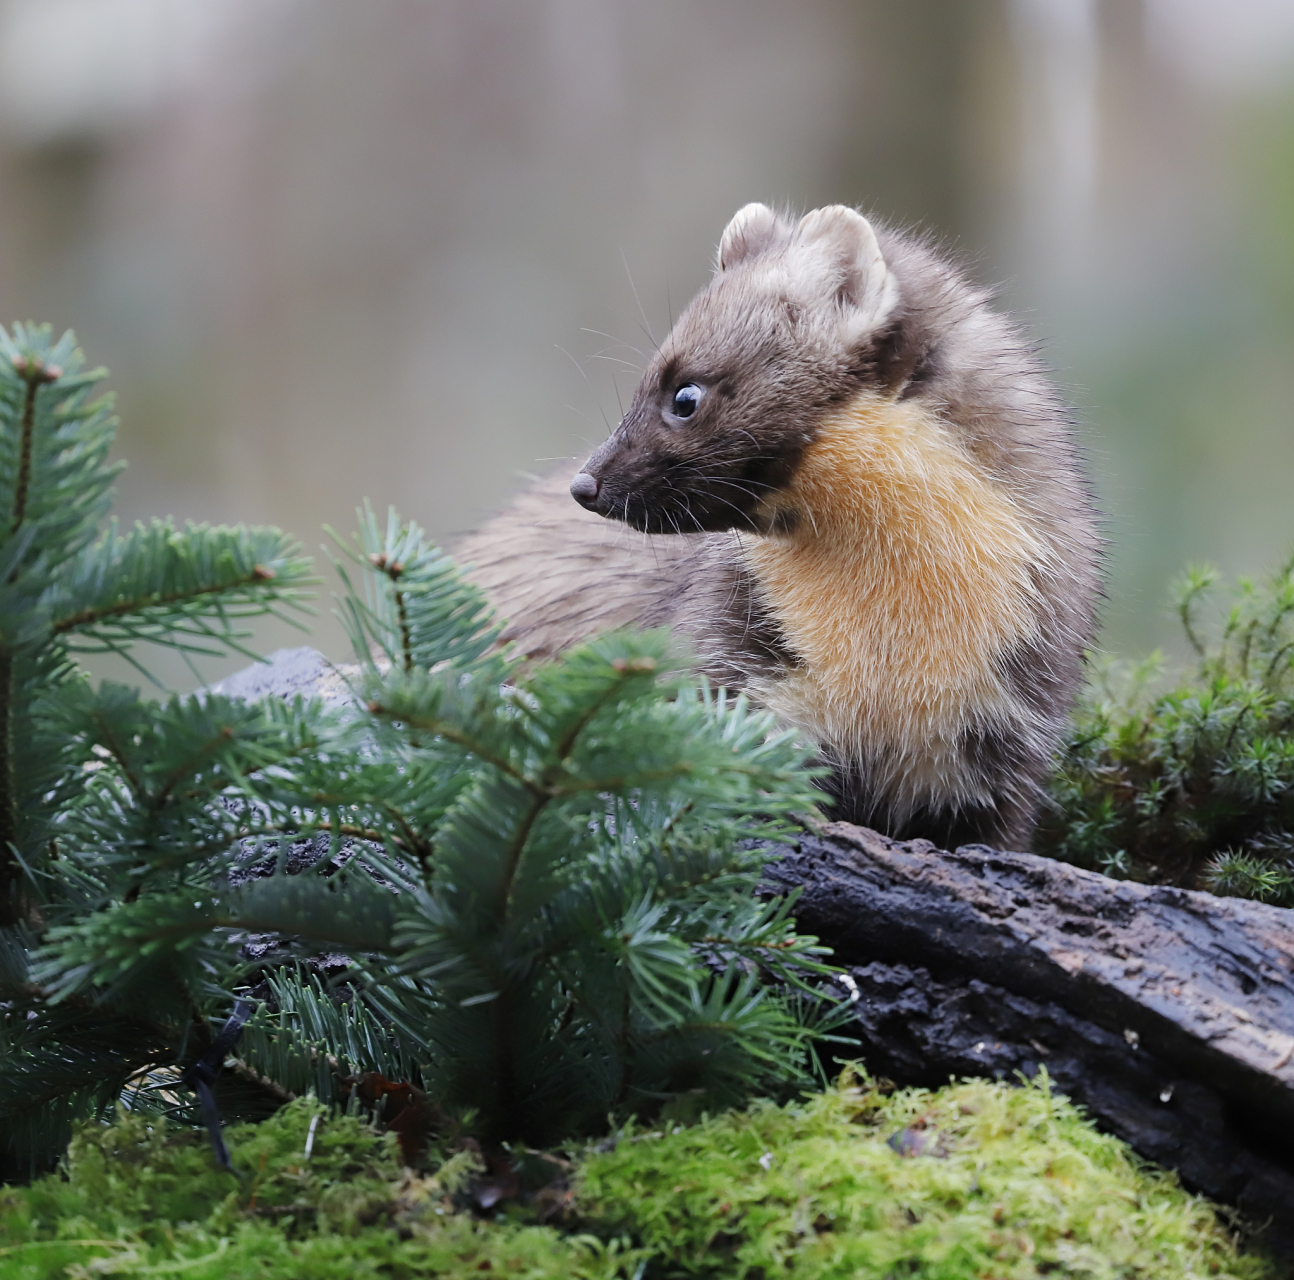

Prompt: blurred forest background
xmin=1 ymin=0 xmax=1293 ymax=686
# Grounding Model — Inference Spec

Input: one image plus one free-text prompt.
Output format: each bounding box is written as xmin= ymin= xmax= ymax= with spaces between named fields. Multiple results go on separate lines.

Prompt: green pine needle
xmin=1040 ymin=555 xmax=1294 ymax=899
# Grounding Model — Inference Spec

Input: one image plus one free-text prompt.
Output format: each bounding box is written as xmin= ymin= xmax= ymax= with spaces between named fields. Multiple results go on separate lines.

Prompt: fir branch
xmin=52 ymin=566 xmax=281 ymax=632
xmin=366 ymin=693 xmax=539 ymax=795
xmin=0 ymin=652 xmax=16 ymax=923
xmin=49 ymin=520 xmax=316 ymax=664
xmin=8 ymin=357 xmax=60 ymax=541
xmin=34 ymin=878 xmax=399 ymax=1005
xmin=235 ymin=968 xmax=421 ymax=1104
xmin=329 ymin=503 xmax=500 ymax=676
xmin=367 ymin=552 xmax=415 ymax=673
xmin=0 ymin=326 xmax=120 ymax=571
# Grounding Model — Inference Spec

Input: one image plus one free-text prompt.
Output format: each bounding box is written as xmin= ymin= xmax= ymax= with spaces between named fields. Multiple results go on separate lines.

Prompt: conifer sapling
xmin=1 ymin=326 xmax=838 ymax=1177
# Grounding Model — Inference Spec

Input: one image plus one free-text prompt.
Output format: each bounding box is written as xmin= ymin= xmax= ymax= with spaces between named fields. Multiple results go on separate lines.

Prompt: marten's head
xmin=570 ymin=203 xmax=915 ymax=534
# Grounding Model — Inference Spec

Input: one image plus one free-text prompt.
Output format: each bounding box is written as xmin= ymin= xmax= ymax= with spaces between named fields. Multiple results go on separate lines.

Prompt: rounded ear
xmin=716 ymin=203 xmax=784 ymax=272
xmin=791 ymin=205 xmax=899 ymax=328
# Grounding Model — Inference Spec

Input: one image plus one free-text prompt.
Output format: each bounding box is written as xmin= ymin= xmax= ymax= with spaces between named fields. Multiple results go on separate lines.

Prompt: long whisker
xmin=555 ymin=343 xmax=614 ymax=438
xmin=580 ymin=328 xmax=647 ymax=363
xmin=621 ymin=249 xmax=660 ymax=354
xmin=680 ymin=496 xmax=704 ymax=533
xmin=611 ymin=370 xmax=626 ymax=423
xmin=670 ymin=468 xmax=780 ymax=506
xmin=730 ymin=530 xmax=760 ymax=646
xmin=588 ymin=353 xmax=645 ymax=372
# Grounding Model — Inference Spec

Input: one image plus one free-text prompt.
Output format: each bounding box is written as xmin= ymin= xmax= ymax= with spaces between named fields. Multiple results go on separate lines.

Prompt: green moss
xmin=0 ymin=1098 xmax=629 ymax=1279
xmin=583 ymin=1072 xmax=1277 ymax=1278
xmin=1 ymin=1081 xmax=1279 ymax=1279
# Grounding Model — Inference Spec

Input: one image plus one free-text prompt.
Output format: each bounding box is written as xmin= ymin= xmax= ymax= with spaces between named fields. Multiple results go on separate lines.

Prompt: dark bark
xmin=763 ymin=821 xmax=1294 ymax=1256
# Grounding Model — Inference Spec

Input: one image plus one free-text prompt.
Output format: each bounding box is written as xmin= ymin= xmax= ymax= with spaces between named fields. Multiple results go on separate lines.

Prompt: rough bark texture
xmin=762 ymin=822 xmax=1294 ymax=1256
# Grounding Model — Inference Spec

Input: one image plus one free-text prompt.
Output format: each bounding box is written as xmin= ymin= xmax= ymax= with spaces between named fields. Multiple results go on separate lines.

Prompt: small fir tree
xmin=1 ymin=327 xmax=833 ymax=1178
xmin=0 ymin=325 xmax=315 ymax=1175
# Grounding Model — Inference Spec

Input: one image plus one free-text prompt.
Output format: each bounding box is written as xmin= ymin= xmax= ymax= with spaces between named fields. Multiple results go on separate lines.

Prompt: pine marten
xmin=459 ymin=203 xmax=1101 ymax=851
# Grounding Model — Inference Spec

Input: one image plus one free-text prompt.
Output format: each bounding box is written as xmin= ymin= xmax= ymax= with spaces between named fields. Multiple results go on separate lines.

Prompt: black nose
xmin=570 ymin=472 xmax=599 ymax=508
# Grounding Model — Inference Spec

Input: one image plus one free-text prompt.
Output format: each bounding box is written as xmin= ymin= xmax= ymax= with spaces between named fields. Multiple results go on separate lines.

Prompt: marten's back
xmin=457 ymin=204 xmax=1100 ymax=852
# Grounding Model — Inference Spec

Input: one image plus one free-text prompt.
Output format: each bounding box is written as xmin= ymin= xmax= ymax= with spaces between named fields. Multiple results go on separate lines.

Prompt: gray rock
xmin=207 ymin=646 xmax=355 ymax=708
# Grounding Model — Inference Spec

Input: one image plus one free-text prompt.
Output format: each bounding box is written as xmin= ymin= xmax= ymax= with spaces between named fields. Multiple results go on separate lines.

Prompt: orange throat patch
xmin=741 ymin=391 xmax=1050 ymax=811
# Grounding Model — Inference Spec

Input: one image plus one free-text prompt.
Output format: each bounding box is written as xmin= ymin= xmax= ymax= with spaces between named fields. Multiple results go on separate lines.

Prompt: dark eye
xmin=669 ymin=383 xmax=704 ymax=419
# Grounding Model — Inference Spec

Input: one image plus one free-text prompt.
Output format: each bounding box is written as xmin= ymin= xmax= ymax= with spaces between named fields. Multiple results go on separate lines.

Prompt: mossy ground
xmin=583 ymin=1072 xmax=1281 ymax=1279
xmin=1 ymin=1075 xmax=1279 ymax=1280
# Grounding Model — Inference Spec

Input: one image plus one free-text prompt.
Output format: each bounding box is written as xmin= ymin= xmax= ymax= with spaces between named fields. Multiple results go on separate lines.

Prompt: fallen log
xmin=763 ymin=823 xmax=1294 ymax=1255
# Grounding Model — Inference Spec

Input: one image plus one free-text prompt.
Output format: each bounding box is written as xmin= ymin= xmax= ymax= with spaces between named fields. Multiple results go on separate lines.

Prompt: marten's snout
xmin=570 ymin=471 xmax=600 ymax=509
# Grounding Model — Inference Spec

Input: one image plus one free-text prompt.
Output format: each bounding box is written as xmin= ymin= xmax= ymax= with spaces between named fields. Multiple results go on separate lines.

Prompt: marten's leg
xmin=817 ymin=745 xmax=1044 ymax=853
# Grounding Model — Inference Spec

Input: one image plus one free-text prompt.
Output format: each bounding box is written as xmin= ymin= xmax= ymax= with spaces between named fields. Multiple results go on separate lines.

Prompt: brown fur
xmin=457 ymin=205 xmax=1101 ymax=851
